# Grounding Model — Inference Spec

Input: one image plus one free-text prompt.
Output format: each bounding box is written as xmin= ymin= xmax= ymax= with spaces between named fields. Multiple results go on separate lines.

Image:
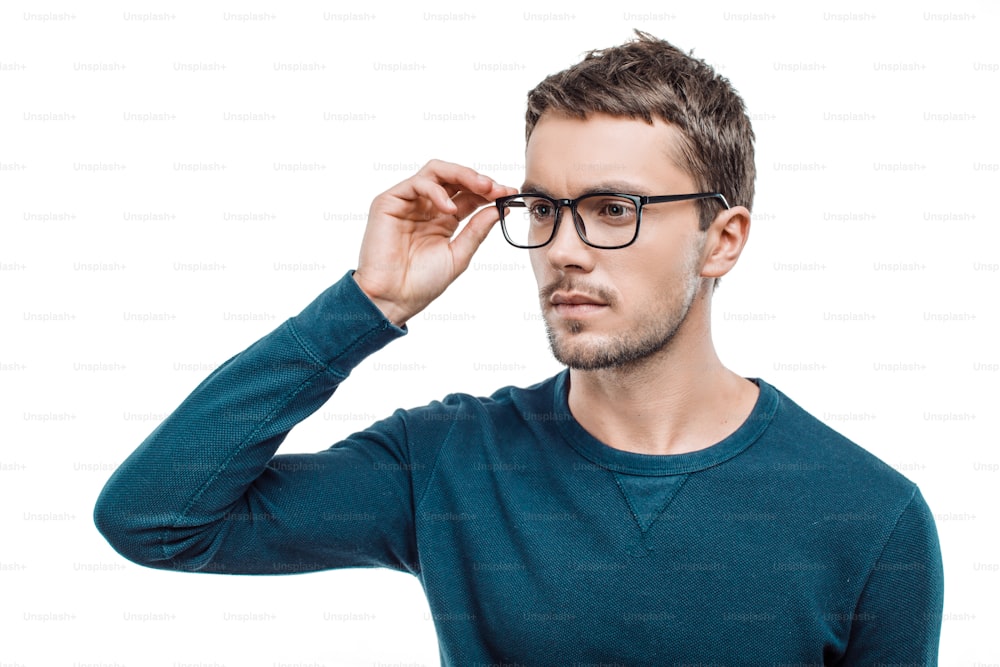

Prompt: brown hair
xmin=525 ymin=30 xmax=755 ymax=230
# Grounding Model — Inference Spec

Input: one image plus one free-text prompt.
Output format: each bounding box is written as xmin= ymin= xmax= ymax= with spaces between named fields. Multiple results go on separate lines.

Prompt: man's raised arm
xmin=93 ymin=161 xmax=515 ymax=574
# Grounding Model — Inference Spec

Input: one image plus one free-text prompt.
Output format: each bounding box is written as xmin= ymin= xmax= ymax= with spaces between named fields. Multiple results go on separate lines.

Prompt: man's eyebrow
xmin=519 ymin=182 xmax=548 ymax=196
xmin=518 ymin=182 xmax=651 ymax=197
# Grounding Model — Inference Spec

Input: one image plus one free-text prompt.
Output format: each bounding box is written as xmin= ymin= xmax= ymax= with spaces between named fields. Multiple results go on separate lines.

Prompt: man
xmin=95 ymin=32 xmax=944 ymax=664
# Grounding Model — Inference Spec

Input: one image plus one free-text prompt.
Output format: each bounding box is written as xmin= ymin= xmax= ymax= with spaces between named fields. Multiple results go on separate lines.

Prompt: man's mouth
xmin=549 ymin=292 xmax=609 ymax=316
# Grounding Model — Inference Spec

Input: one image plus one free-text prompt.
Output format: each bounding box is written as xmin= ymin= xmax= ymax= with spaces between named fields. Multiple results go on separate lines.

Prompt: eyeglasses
xmin=495 ymin=192 xmax=730 ymax=249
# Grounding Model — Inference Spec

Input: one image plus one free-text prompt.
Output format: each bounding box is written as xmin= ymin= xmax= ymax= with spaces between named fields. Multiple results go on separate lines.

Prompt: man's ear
xmin=701 ymin=206 xmax=751 ymax=279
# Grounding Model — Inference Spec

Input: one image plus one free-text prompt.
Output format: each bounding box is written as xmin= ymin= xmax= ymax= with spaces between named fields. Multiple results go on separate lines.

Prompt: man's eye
xmin=597 ymin=201 xmax=635 ymax=218
xmin=530 ymin=205 xmax=553 ymax=218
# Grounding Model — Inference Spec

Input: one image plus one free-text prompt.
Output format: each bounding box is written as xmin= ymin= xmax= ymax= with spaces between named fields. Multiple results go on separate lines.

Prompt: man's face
xmin=524 ymin=112 xmax=711 ymax=371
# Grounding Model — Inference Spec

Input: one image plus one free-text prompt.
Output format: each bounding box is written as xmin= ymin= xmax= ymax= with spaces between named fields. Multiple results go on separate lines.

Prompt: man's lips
xmin=550 ymin=292 xmax=607 ymax=306
xmin=549 ymin=292 xmax=609 ymax=317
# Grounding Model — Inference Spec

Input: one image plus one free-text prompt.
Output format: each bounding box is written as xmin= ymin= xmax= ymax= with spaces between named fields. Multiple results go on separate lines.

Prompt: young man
xmin=95 ymin=33 xmax=943 ymax=664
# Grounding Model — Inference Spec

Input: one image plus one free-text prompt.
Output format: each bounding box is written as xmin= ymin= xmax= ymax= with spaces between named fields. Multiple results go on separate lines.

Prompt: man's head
xmin=520 ymin=33 xmax=754 ymax=372
xmin=525 ymin=30 xmax=755 ymax=229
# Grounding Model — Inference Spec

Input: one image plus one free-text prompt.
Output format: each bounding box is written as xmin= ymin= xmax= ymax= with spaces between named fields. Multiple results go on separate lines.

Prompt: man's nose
xmin=545 ymin=206 xmax=593 ymax=270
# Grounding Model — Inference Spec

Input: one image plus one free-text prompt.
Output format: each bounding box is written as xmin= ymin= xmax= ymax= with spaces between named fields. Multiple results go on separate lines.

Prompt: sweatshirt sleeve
xmin=93 ymin=271 xmax=420 ymax=575
xmin=839 ymin=486 xmax=945 ymax=664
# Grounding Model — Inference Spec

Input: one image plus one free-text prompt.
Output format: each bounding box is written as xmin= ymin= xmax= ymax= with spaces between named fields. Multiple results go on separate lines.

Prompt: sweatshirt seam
xmin=841 ymin=484 xmax=918 ymax=641
xmin=161 ymin=371 xmax=326 ymax=565
xmin=399 ymin=414 xmax=422 ymax=575
xmin=412 ymin=405 xmax=465 ymax=515
xmin=613 ymin=472 xmax=691 ymax=533
xmin=288 ymin=316 xmax=396 ymax=378
xmin=286 ymin=318 xmax=336 ymax=373
xmin=160 ymin=318 xmax=394 ymax=566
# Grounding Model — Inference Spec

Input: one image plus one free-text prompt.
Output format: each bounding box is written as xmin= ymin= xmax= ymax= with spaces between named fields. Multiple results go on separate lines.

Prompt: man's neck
xmin=565 ymin=330 xmax=759 ymax=457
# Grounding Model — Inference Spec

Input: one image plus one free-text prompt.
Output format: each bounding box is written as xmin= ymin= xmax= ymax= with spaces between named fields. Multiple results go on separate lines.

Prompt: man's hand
xmin=352 ymin=160 xmax=517 ymax=327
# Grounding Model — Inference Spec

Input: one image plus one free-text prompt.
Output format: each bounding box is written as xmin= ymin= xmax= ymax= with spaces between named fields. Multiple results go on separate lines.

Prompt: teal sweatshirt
xmin=95 ymin=271 xmax=944 ymax=665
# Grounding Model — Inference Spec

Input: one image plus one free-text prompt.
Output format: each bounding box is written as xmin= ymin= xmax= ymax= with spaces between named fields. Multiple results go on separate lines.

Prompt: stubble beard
xmin=542 ymin=260 xmax=704 ymax=372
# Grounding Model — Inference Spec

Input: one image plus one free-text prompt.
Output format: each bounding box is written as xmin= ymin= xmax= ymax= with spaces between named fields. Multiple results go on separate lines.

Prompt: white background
xmin=2 ymin=1 xmax=997 ymax=665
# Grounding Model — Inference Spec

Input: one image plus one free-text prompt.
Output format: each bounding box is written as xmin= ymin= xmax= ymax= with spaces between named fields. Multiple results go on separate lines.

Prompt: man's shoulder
xmin=399 ymin=371 xmax=564 ymax=427
xmin=758 ymin=379 xmax=917 ymax=494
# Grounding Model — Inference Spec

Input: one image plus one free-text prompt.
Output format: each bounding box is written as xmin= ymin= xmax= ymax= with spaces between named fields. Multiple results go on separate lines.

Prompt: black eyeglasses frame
xmin=494 ymin=191 xmax=731 ymax=249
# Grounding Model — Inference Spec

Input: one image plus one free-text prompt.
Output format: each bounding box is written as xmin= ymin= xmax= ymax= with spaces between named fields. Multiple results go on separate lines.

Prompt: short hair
xmin=525 ymin=30 xmax=755 ymax=231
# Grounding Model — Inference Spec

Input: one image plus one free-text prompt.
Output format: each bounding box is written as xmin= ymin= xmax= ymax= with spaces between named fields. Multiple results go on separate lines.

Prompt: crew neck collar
xmin=551 ymin=371 xmax=779 ymax=476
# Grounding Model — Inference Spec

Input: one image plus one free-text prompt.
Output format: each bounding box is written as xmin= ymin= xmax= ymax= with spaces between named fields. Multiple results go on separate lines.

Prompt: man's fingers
xmin=418 ymin=159 xmax=500 ymax=197
xmin=449 ymin=205 xmax=502 ymax=274
xmin=355 ymin=160 xmax=516 ymax=324
xmin=399 ymin=176 xmax=458 ymax=215
xmin=449 ymin=190 xmax=494 ymax=221
xmin=385 ymin=160 xmax=513 ymax=216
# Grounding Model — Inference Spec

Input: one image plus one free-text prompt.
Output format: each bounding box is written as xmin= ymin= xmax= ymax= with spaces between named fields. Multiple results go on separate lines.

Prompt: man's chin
xmin=546 ymin=321 xmax=679 ymax=372
xmin=552 ymin=346 xmax=632 ymax=372
xmin=548 ymin=331 xmax=630 ymax=371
